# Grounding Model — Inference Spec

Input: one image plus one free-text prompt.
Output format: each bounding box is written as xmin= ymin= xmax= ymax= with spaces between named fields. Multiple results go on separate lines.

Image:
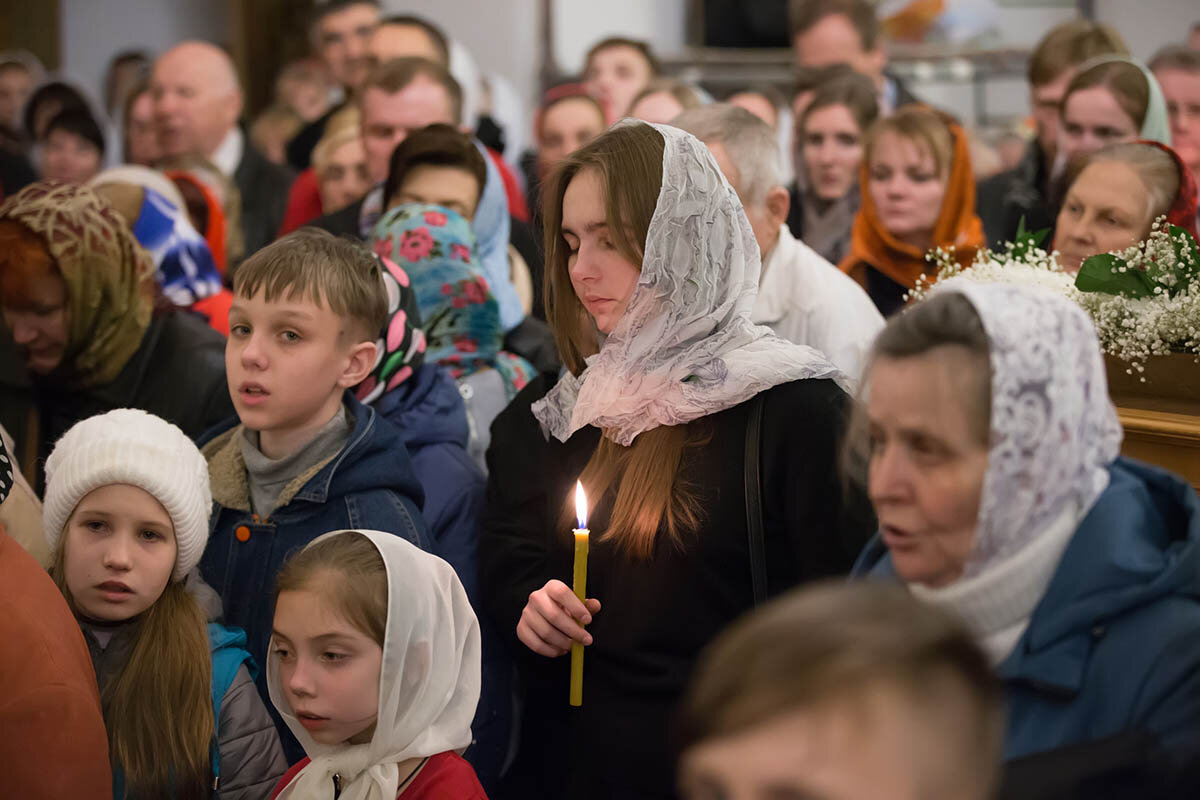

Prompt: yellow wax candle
xmin=570 ymin=481 xmax=589 ymax=707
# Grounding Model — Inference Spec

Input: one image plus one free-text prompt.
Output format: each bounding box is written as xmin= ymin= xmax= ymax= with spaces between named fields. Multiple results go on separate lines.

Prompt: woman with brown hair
xmin=840 ymin=105 xmax=985 ymax=316
xmin=791 ymin=68 xmax=880 ymax=265
xmin=0 ymin=182 xmax=233 ymax=491
xmin=480 ymin=121 xmax=875 ymax=799
xmin=1058 ymin=56 xmax=1171 ymax=169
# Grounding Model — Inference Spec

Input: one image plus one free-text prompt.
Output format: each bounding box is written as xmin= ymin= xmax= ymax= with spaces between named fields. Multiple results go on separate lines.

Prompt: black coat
xmin=481 ymin=375 xmax=875 ymax=800
xmin=308 ymin=195 xmax=365 ymax=240
xmin=976 ymin=140 xmax=1058 ymax=249
xmin=234 ymin=143 xmax=295 ymax=258
xmin=0 ymin=311 xmax=234 ymax=492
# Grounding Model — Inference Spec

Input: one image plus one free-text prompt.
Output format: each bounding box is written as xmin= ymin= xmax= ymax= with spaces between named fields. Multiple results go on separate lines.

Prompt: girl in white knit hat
xmin=267 ymin=529 xmax=486 ymax=800
xmin=44 ymin=408 xmax=288 ymax=800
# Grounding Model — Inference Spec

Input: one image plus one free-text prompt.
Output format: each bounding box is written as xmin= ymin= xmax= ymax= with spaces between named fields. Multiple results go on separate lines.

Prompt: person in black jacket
xmin=151 ymin=41 xmax=294 ymax=258
xmin=0 ymin=182 xmax=232 ymax=492
xmin=480 ymin=121 xmax=874 ymax=800
xmin=976 ymin=21 xmax=1128 ymax=247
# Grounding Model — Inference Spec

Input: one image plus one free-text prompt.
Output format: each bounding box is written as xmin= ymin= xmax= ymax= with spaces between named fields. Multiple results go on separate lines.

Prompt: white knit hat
xmin=43 ymin=409 xmax=212 ymax=582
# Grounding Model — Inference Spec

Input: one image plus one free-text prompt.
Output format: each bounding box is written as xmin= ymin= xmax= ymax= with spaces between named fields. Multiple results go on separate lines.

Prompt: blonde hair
xmin=541 ymin=122 xmax=709 ymax=559
xmin=864 ymin=105 xmax=955 ymax=179
xmin=52 ymin=534 xmax=213 ymax=799
xmin=312 ymin=106 xmax=362 ymax=177
xmin=233 ymin=228 xmax=388 ymax=343
xmin=275 ymin=531 xmax=387 ymax=646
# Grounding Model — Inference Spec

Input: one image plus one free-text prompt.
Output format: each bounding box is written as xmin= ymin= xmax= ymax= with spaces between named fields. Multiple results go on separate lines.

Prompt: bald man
xmin=152 ymin=40 xmax=294 ymax=258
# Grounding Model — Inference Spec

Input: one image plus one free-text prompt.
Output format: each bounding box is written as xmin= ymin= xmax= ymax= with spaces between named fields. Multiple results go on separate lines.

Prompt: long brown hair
xmin=541 ymin=122 xmax=707 ymax=559
xmin=52 ymin=536 xmax=214 ymax=799
xmin=1063 ymin=60 xmax=1149 ymax=130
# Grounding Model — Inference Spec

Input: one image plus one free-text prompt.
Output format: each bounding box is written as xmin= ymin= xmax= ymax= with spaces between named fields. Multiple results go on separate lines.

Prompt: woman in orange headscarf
xmin=840 ymin=105 xmax=984 ymax=315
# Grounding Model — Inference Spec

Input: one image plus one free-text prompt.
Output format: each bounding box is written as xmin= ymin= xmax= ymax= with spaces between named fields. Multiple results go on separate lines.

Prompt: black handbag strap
xmin=744 ymin=392 xmax=767 ymax=606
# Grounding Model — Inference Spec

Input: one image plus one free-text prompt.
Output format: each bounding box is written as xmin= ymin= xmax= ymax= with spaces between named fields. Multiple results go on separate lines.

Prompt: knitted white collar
xmin=910 ymin=501 xmax=1081 ymax=665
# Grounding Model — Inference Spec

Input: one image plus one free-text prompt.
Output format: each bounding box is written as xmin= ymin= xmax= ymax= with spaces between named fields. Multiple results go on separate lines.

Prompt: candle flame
xmin=575 ymin=481 xmax=588 ymax=529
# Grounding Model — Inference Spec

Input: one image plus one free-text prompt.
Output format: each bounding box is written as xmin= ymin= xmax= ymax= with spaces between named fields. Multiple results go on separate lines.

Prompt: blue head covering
xmin=131 ymin=186 xmax=223 ymax=306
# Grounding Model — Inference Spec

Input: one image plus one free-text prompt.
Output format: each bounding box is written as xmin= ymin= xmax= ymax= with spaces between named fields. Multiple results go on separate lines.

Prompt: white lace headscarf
xmin=268 ymin=530 xmax=482 ymax=800
xmin=933 ymin=280 xmax=1124 ymax=578
xmin=532 ymin=121 xmax=848 ymax=446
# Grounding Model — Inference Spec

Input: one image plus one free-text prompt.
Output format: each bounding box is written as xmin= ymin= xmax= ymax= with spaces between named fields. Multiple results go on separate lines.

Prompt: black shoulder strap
xmin=744 ymin=392 xmax=767 ymax=606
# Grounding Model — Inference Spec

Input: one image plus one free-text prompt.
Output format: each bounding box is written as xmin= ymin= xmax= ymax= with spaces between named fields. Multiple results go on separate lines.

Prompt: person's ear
xmin=766 ymin=185 xmax=790 ymax=228
xmin=338 ymin=339 xmax=378 ymax=387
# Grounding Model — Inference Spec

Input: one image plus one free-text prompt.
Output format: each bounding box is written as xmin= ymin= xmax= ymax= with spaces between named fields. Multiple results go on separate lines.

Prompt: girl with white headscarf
xmin=268 ymin=530 xmax=486 ymax=800
xmin=854 ymin=281 xmax=1200 ymax=789
xmin=481 ymin=120 xmax=876 ymax=799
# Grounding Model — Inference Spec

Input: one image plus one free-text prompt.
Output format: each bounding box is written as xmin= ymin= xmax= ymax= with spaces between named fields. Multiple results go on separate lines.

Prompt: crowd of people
xmin=1 ymin=0 xmax=1199 ymax=798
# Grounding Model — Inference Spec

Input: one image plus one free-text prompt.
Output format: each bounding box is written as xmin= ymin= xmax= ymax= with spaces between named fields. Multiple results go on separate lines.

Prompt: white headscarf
xmin=533 ymin=121 xmax=848 ymax=446
xmin=268 ymin=530 xmax=482 ymax=800
xmin=934 ymin=280 xmax=1124 ymax=579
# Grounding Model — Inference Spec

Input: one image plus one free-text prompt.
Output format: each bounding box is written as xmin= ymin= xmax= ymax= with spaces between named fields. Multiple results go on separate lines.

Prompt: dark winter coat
xmin=481 ymin=376 xmax=875 ymax=799
xmin=198 ymin=394 xmax=429 ymax=763
xmin=0 ymin=311 xmax=233 ymax=493
xmin=856 ymin=458 xmax=1200 ymax=795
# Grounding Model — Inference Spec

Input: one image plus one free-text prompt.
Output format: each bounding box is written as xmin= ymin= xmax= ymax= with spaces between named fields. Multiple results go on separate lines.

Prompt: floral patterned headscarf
xmin=370 ymin=204 xmax=533 ymax=400
xmin=0 ymin=181 xmax=156 ymax=387
xmin=355 ymin=254 xmax=427 ymax=404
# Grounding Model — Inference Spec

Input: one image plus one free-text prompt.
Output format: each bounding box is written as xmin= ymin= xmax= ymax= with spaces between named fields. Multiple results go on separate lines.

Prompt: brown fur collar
xmin=201 ymin=425 xmax=337 ymax=517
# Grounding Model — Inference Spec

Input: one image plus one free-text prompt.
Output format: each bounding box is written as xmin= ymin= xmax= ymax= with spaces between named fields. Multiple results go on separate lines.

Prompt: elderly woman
xmin=481 ymin=121 xmax=875 ymax=799
xmin=853 ymin=281 xmax=1200 ymax=789
xmin=0 ymin=182 xmax=232 ymax=491
xmin=1054 ymin=140 xmax=1198 ymax=271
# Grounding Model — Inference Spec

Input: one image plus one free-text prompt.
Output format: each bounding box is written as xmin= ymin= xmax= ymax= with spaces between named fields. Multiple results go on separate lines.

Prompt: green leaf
xmin=1075 ymin=253 xmax=1157 ymax=298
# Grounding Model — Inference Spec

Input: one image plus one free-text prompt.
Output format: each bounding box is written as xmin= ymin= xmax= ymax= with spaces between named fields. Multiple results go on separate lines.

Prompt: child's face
xmin=388 ymin=164 xmax=481 ymax=220
xmin=227 ymin=290 xmax=376 ymax=457
xmin=679 ymin=688 xmax=987 ymax=800
xmin=64 ymin=484 xmax=177 ymax=622
xmin=272 ymin=587 xmax=383 ymax=745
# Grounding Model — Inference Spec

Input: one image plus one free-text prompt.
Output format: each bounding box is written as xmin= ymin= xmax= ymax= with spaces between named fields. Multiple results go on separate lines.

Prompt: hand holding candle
xmin=570 ymin=480 xmax=590 ymax=707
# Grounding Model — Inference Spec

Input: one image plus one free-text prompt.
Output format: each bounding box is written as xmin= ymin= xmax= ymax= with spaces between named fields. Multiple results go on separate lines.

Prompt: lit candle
xmin=570 ymin=480 xmax=589 ymax=707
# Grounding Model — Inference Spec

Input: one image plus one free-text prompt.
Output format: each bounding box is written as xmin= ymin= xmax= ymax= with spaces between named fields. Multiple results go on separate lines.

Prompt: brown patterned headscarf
xmin=0 ymin=181 xmax=156 ymax=387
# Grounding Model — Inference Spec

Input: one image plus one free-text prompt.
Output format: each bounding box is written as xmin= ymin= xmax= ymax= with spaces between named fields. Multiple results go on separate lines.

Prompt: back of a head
xmin=234 ymin=228 xmax=387 ymax=343
xmin=788 ymin=0 xmax=879 ymax=50
xmin=377 ymin=14 xmax=451 ymax=68
xmin=359 ymin=56 xmax=463 ymax=126
xmin=679 ymin=580 xmax=1004 ymax=799
xmin=671 ymin=103 xmax=783 ymax=205
xmin=1028 ymin=21 xmax=1128 ymax=87
xmin=382 ymin=122 xmax=487 ymax=209
xmin=801 ymin=67 xmax=880 ymax=133
xmin=1069 ymin=141 xmax=1181 ymax=228
xmin=1065 ymin=60 xmax=1150 ymax=130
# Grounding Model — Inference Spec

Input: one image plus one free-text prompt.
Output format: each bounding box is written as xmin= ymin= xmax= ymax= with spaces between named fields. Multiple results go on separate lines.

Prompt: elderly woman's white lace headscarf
xmin=268 ymin=530 xmax=481 ymax=800
xmin=533 ymin=121 xmax=847 ymax=446
xmin=935 ymin=280 xmax=1124 ymax=578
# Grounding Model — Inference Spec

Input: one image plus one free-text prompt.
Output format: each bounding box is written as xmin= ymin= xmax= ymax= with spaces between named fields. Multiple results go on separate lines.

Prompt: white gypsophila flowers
xmin=907 ymin=219 xmax=1200 ymax=382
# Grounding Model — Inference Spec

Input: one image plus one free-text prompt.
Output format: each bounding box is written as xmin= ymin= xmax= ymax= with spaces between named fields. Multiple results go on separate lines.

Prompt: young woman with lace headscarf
xmin=480 ymin=121 xmax=876 ymax=799
xmin=853 ymin=281 xmax=1200 ymax=793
